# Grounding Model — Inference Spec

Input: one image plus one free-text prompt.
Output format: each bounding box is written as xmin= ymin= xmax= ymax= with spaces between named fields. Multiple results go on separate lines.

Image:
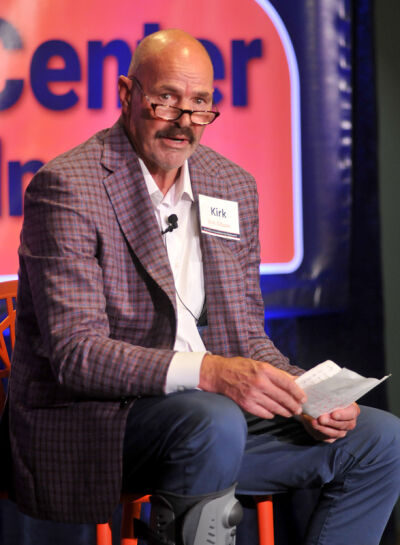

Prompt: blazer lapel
xmin=189 ymin=149 xmax=248 ymax=356
xmin=100 ymin=121 xmax=176 ymax=310
xmin=189 ymin=147 xmax=232 ymax=283
xmin=189 ymin=158 xmax=226 ymax=274
xmin=189 ymin=152 xmax=246 ymax=355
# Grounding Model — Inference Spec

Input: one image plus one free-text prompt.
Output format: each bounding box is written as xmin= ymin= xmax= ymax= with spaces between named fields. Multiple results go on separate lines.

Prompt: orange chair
xmin=256 ymin=496 xmax=275 ymax=545
xmin=96 ymin=494 xmax=274 ymax=545
xmin=0 ymin=280 xmax=274 ymax=545
xmin=0 ymin=280 xmax=17 ymax=416
xmin=0 ymin=279 xmax=18 ymax=504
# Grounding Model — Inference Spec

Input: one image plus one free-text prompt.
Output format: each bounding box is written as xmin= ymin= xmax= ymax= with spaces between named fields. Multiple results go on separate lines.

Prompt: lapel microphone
xmin=161 ymin=214 xmax=178 ymax=235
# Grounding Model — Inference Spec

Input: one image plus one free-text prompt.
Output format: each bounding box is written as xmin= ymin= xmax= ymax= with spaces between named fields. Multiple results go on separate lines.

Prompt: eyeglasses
xmin=129 ymin=76 xmax=220 ymax=126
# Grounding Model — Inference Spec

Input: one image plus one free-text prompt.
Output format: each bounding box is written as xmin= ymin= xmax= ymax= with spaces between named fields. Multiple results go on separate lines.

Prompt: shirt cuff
xmin=165 ymin=352 xmax=208 ymax=394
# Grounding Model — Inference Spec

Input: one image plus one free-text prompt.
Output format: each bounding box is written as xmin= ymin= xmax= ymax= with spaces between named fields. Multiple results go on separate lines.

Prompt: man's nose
xmin=174 ymin=110 xmax=193 ymax=127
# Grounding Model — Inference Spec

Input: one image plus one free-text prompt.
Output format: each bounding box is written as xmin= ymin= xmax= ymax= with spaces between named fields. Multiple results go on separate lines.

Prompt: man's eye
xmin=193 ymin=97 xmax=209 ymax=109
xmin=160 ymin=93 xmax=172 ymax=102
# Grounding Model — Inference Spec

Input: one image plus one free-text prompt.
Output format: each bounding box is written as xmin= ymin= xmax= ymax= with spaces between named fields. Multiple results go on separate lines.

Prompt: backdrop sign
xmin=0 ymin=0 xmax=352 ymax=313
xmin=0 ymin=0 xmax=302 ymax=274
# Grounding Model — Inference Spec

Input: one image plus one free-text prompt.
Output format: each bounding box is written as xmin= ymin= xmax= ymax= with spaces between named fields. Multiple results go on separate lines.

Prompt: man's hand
xmin=299 ymin=403 xmax=360 ymax=443
xmin=198 ymin=354 xmax=307 ymax=419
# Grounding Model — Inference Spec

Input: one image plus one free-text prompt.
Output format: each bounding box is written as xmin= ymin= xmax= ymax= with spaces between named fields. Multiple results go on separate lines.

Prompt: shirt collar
xmin=138 ymin=159 xmax=194 ymax=209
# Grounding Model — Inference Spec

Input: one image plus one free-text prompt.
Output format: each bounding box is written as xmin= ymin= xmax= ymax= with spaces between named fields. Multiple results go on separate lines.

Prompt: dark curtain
xmin=265 ymin=0 xmax=396 ymax=543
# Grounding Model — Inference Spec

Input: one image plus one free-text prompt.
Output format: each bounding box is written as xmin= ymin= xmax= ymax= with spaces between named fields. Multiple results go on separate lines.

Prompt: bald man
xmin=9 ymin=29 xmax=400 ymax=545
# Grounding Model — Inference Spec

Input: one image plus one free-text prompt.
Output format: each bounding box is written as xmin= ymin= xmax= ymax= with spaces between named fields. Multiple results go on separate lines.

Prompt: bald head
xmin=128 ymin=29 xmax=214 ymax=81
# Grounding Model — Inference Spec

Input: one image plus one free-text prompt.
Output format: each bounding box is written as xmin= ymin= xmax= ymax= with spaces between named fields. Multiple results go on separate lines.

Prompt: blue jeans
xmin=122 ymin=390 xmax=400 ymax=545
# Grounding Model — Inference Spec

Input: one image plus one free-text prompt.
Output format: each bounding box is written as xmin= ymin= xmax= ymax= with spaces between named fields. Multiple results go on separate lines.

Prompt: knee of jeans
xmin=381 ymin=412 xmax=400 ymax=463
xmin=181 ymin=392 xmax=247 ymax=458
xmin=369 ymin=408 xmax=400 ymax=445
xmin=359 ymin=407 xmax=400 ymax=472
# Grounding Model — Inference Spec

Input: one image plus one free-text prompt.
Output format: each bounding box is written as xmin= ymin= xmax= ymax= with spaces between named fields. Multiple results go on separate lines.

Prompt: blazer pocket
xmin=223 ymin=238 xmax=247 ymax=260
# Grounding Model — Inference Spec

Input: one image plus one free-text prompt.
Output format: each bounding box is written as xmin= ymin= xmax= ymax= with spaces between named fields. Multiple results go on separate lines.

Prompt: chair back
xmin=0 ymin=280 xmax=18 ymax=414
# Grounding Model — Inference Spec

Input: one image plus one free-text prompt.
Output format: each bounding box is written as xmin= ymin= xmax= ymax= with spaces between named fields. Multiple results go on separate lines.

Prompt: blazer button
xmin=120 ymin=397 xmax=129 ymax=408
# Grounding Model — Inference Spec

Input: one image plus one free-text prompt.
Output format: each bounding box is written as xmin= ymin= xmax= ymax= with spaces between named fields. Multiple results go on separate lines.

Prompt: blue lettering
xmin=30 ymin=40 xmax=81 ymax=110
xmin=88 ymin=40 xmax=132 ymax=109
xmin=210 ymin=207 xmax=227 ymax=218
xmin=0 ymin=19 xmax=24 ymax=110
xmin=142 ymin=23 xmax=160 ymax=39
xmin=1 ymin=20 xmax=264 ymax=111
xmin=8 ymin=160 xmax=43 ymax=216
xmin=198 ymin=39 xmax=225 ymax=104
xmin=232 ymin=38 xmax=262 ymax=106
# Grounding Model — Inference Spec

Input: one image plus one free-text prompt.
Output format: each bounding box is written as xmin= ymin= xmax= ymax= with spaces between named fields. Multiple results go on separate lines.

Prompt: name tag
xmin=199 ymin=194 xmax=240 ymax=240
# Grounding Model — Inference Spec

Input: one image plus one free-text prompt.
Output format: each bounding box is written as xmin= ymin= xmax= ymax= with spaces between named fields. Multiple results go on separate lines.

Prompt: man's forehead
xmin=150 ymin=79 xmax=213 ymax=96
xmin=139 ymin=57 xmax=214 ymax=94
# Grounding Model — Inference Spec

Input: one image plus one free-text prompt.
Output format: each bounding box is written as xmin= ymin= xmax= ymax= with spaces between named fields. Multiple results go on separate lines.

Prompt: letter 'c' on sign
xmin=0 ymin=18 xmax=24 ymax=110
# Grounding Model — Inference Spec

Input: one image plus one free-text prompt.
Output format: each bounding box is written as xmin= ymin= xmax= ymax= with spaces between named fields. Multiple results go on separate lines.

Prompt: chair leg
xmin=256 ymin=496 xmax=274 ymax=545
xmin=120 ymin=499 xmax=147 ymax=545
xmin=96 ymin=522 xmax=112 ymax=545
xmin=121 ymin=494 xmax=150 ymax=545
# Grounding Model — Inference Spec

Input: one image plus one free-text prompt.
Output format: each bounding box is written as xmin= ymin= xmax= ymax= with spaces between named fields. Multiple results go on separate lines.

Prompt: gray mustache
xmin=156 ymin=127 xmax=195 ymax=144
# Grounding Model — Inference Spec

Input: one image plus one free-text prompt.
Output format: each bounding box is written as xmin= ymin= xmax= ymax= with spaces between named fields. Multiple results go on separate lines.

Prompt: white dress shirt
xmin=139 ymin=159 xmax=207 ymax=392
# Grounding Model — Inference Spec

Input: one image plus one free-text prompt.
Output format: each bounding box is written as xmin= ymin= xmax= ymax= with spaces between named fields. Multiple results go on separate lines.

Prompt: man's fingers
xmin=301 ymin=414 xmax=347 ymax=441
xmin=267 ymin=369 xmax=307 ymax=404
xmin=240 ymin=400 xmax=275 ymax=420
xmin=312 ymin=421 xmax=348 ymax=438
xmin=330 ymin=403 xmax=360 ymax=421
xmin=252 ymin=371 xmax=306 ymax=417
xmin=300 ymin=403 xmax=360 ymax=442
xmin=317 ymin=415 xmax=356 ymax=430
xmin=263 ymin=385 xmax=304 ymax=416
xmin=318 ymin=403 xmax=360 ymax=430
xmin=235 ymin=381 xmax=303 ymax=418
xmin=258 ymin=390 xmax=301 ymax=418
xmin=241 ymin=393 xmax=300 ymax=420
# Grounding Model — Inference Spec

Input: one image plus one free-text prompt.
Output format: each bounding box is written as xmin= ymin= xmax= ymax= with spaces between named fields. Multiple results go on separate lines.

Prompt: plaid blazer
xmin=9 ymin=120 xmax=303 ymax=523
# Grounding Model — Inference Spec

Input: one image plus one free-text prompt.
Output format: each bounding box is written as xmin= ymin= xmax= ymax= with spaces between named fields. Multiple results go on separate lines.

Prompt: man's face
xmin=119 ymin=48 xmax=214 ymax=178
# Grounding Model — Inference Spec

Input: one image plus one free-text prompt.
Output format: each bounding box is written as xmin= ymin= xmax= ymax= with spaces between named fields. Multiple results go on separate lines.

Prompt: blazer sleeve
xmin=242 ymin=177 xmax=304 ymax=376
xmin=18 ymin=167 xmax=174 ymax=399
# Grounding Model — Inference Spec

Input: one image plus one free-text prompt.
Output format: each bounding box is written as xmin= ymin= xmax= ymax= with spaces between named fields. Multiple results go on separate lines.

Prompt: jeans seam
xmin=308 ymin=469 xmax=350 ymax=545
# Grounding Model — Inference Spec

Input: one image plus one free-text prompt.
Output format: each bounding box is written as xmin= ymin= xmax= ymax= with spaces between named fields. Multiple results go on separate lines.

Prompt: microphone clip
xmin=161 ymin=214 xmax=178 ymax=235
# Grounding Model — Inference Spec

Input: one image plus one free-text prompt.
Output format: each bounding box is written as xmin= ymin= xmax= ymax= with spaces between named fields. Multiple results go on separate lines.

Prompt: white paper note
xmin=295 ymin=360 xmax=390 ymax=418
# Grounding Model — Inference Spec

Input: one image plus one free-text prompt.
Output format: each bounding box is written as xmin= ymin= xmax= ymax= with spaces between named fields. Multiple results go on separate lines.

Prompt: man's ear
xmin=118 ymin=75 xmax=131 ymax=113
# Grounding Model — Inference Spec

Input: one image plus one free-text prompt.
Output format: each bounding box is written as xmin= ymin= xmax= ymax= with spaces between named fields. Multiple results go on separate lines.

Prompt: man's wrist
xmin=198 ymin=353 xmax=222 ymax=392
